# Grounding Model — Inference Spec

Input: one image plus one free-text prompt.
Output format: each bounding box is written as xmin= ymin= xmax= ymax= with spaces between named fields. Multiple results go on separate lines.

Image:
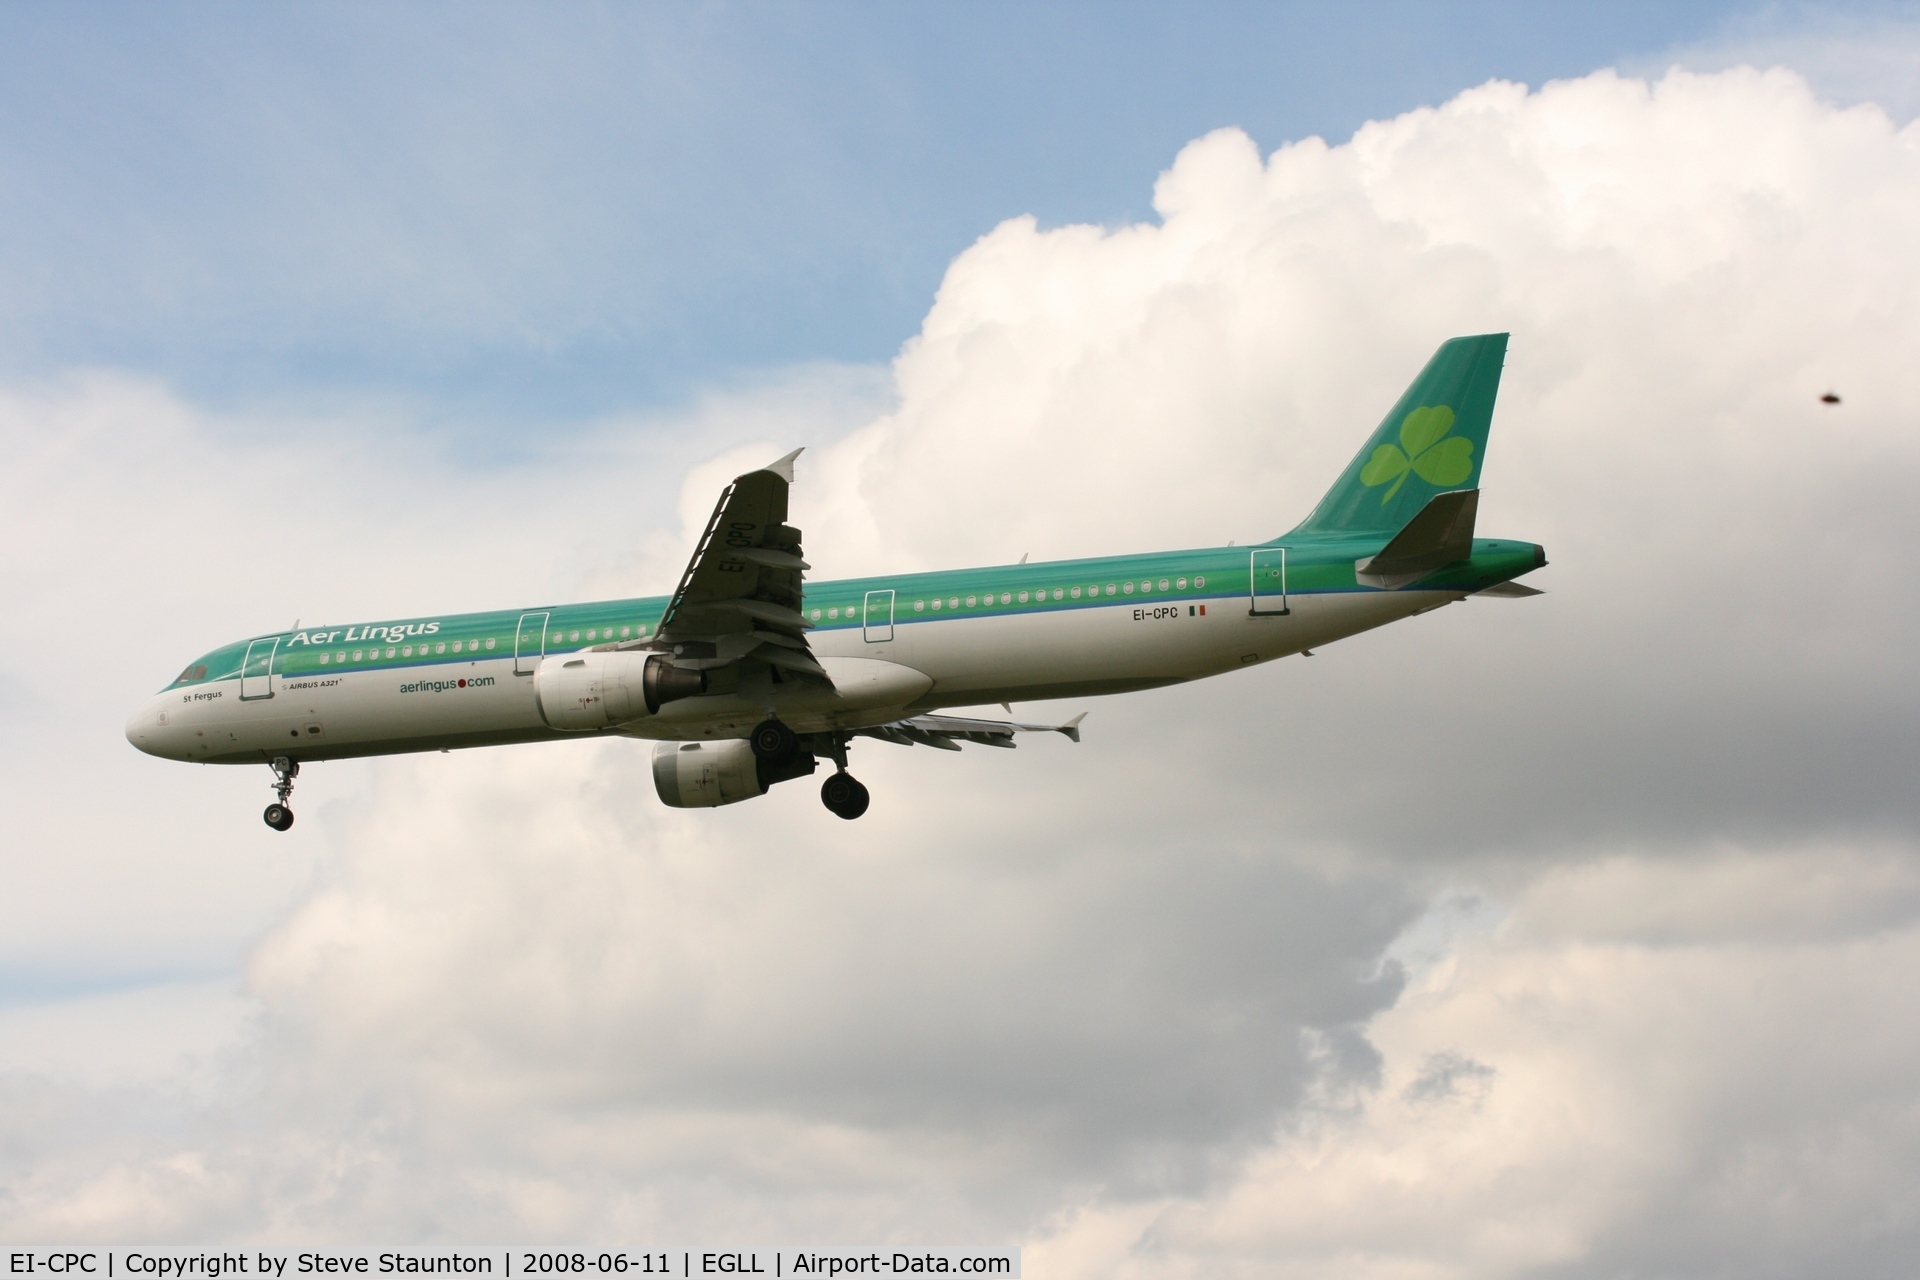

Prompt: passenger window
xmin=1071 ymin=587 xmax=1081 ymax=598
xmin=1123 ymin=582 xmax=1134 ymax=594
xmin=436 ymin=642 xmax=447 ymax=654
xmin=1000 ymin=593 xmax=1011 ymax=604
xmin=1159 ymin=579 xmax=1170 ymax=591
xmin=1195 ymin=575 xmax=1206 ymax=589
xmin=403 ymin=646 xmax=413 ymax=656
xmin=486 ymin=638 xmax=496 ymax=649
xmin=1018 ymin=591 xmax=1029 ymax=603
xmin=319 ymin=653 xmax=330 ymax=665
xmin=386 ymin=648 xmax=396 ymax=658
xmin=1177 ymin=577 xmax=1188 ymax=590
xmin=948 ymin=597 xmax=958 ymax=609
xmin=931 ymin=599 xmax=942 ymax=611
xmin=915 ymin=600 xmax=925 ymax=611
xmin=966 ymin=595 xmax=977 ymax=607
xmin=1053 ymin=589 xmax=1063 ymax=600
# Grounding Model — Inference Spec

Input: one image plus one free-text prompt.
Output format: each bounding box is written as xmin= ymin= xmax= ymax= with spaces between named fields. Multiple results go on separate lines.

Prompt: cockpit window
xmin=173 ymin=664 xmax=209 ymax=684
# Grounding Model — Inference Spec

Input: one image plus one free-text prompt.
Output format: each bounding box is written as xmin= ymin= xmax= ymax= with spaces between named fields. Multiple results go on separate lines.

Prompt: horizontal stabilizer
xmin=1473 ymin=581 xmax=1544 ymax=598
xmin=1355 ymin=488 xmax=1478 ymax=590
xmin=858 ymin=711 xmax=1087 ymax=751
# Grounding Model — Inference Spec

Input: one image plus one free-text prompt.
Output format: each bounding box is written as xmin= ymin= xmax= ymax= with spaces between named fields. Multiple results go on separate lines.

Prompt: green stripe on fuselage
xmin=158 ymin=537 xmax=1543 ymax=691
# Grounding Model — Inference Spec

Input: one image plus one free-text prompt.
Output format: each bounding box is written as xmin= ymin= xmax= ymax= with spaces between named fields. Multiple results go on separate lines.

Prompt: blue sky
xmin=0 ymin=1 xmax=1871 ymax=426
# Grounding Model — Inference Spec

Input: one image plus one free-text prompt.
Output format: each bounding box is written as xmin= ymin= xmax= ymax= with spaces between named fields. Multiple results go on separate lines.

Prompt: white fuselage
xmin=125 ymin=587 xmax=1457 ymax=766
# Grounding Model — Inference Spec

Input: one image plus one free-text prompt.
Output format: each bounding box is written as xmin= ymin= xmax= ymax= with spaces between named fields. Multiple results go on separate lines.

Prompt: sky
xmin=5 ymin=3 xmax=1920 ymax=1275
xmin=4 ymin=0 xmax=1908 ymax=424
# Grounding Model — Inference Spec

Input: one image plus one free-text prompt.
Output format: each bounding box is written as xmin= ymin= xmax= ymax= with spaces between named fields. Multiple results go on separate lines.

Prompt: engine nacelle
xmin=651 ymin=739 xmax=817 ymax=808
xmin=535 ymin=651 xmax=706 ymax=731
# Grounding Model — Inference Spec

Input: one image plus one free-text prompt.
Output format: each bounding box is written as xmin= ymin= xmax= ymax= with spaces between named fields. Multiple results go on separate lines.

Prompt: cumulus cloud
xmin=6 ymin=63 xmax=1920 ymax=1275
xmin=1644 ymin=7 xmax=1920 ymax=123
xmin=1032 ymin=850 xmax=1920 ymax=1278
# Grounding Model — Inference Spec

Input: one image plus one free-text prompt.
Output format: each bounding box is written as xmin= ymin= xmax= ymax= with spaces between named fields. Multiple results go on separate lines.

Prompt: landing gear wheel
xmin=820 ymin=772 xmax=870 ymax=820
xmin=749 ymin=718 xmax=800 ymax=765
xmin=264 ymin=756 xmax=300 ymax=832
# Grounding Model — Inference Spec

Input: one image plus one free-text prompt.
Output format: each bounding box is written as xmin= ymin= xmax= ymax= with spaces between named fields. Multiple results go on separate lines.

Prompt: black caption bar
xmin=4 ymin=1251 xmax=1019 ymax=1280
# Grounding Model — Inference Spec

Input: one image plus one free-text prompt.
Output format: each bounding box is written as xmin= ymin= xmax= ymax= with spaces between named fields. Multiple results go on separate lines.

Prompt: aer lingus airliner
xmin=126 ymin=333 xmax=1545 ymax=827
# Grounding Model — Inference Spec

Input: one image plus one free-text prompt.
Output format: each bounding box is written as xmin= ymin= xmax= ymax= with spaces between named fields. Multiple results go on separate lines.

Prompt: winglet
xmin=758 ymin=448 xmax=804 ymax=483
xmin=1057 ymin=713 xmax=1086 ymax=744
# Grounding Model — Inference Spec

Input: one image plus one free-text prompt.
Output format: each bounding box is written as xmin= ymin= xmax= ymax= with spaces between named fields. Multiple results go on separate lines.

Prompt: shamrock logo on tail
xmin=1358 ymin=405 xmax=1474 ymax=502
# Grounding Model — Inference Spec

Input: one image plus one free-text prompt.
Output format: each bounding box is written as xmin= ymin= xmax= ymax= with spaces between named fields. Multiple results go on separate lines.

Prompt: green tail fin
xmin=1285 ymin=333 xmax=1508 ymax=540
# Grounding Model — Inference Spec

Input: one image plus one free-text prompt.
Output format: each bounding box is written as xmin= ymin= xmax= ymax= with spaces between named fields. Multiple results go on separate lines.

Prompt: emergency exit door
xmin=1249 ymin=548 xmax=1290 ymax=616
xmin=514 ymin=612 xmax=550 ymax=675
xmin=863 ymin=589 xmax=895 ymax=642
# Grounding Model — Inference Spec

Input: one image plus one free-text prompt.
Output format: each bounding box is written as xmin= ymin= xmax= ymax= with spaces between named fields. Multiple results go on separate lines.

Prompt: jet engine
xmin=651 ymin=739 xmax=817 ymax=808
xmin=535 ymin=651 xmax=706 ymax=731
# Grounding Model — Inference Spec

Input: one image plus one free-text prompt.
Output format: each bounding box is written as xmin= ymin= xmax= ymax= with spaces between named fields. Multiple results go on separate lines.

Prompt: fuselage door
xmin=239 ymin=637 xmax=278 ymax=700
xmin=1249 ymin=548 xmax=1290 ymax=616
xmin=514 ymin=611 xmax=550 ymax=676
xmin=863 ymin=589 xmax=895 ymax=642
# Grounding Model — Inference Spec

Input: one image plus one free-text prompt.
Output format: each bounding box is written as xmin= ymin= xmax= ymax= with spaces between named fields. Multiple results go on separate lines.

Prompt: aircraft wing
xmin=858 ymin=712 xmax=1086 ymax=751
xmin=650 ymin=449 xmax=829 ymax=683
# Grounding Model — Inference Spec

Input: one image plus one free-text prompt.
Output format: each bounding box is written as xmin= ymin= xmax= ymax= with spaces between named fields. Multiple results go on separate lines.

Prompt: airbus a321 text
xmin=127 ymin=334 xmax=1546 ymax=827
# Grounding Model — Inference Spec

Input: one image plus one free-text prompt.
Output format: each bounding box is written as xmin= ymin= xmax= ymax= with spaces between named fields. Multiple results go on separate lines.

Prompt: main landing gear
xmin=820 ymin=770 xmax=870 ymax=821
xmin=748 ymin=717 xmax=800 ymax=765
xmin=749 ymin=718 xmax=870 ymax=820
xmin=264 ymin=756 xmax=298 ymax=831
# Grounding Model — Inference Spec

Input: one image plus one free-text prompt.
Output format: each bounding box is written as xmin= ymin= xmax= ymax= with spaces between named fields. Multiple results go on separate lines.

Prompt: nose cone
xmin=125 ymin=696 xmax=181 ymax=759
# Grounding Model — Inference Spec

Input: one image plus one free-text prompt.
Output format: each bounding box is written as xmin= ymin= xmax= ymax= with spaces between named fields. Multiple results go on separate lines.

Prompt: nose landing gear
xmin=264 ymin=756 xmax=298 ymax=831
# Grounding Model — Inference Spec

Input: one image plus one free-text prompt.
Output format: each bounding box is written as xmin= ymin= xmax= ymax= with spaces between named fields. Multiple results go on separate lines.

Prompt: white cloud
xmin=1032 ymin=849 xmax=1920 ymax=1279
xmin=5 ymin=63 xmax=1920 ymax=1274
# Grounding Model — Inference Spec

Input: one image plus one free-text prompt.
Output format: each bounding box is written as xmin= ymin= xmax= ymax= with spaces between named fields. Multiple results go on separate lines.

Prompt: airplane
xmin=126 ymin=333 xmax=1545 ymax=827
